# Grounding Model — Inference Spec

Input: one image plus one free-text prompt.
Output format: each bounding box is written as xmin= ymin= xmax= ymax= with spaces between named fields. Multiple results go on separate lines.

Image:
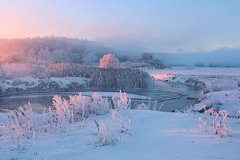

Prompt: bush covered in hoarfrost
xmin=91 ymin=93 xmax=110 ymax=115
xmin=0 ymin=92 xmax=111 ymax=148
xmin=110 ymin=110 xmax=131 ymax=135
xmin=0 ymin=104 xmax=38 ymax=147
xmin=112 ymin=91 xmax=131 ymax=113
xmin=99 ymin=54 xmax=120 ymax=69
xmin=197 ymin=110 xmax=232 ymax=138
xmin=94 ymin=120 xmax=118 ymax=147
xmin=0 ymin=91 xmax=133 ymax=148
xmin=92 ymin=91 xmax=132 ymax=147
xmin=94 ymin=110 xmax=131 ymax=147
xmin=94 ymin=96 xmax=132 ymax=147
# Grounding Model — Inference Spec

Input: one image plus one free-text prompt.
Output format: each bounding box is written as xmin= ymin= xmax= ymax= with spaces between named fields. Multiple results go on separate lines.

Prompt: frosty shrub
xmin=134 ymin=102 xmax=150 ymax=110
xmin=56 ymin=92 xmax=111 ymax=120
xmin=68 ymin=93 xmax=91 ymax=120
xmin=48 ymin=96 xmax=73 ymax=134
xmin=91 ymin=93 xmax=110 ymax=115
xmin=99 ymin=54 xmax=120 ymax=69
xmin=197 ymin=110 xmax=232 ymax=138
xmin=112 ymin=91 xmax=131 ymax=116
xmin=0 ymin=103 xmax=40 ymax=147
xmin=183 ymin=105 xmax=194 ymax=116
xmin=0 ymin=92 xmax=111 ymax=148
xmin=94 ymin=91 xmax=132 ymax=147
xmin=134 ymin=98 xmax=158 ymax=111
xmin=194 ymin=91 xmax=205 ymax=104
xmin=110 ymin=110 xmax=131 ymax=135
xmin=94 ymin=120 xmax=118 ymax=147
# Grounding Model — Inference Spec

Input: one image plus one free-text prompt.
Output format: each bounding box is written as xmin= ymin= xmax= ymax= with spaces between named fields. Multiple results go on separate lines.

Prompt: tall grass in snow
xmin=0 ymin=92 xmax=111 ymax=148
xmin=197 ymin=110 xmax=232 ymax=138
xmin=0 ymin=103 xmax=42 ymax=147
xmin=94 ymin=120 xmax=118 ymax=147
xmin=0 ymin=91 xmax=132 ymax=148
xmin=112 ymin=91 xmax=131 ymax=116
xmin=94 ymin=91 xmax=132 ymax=147
xmin=0 ymin=63 xmax=153 ymax=90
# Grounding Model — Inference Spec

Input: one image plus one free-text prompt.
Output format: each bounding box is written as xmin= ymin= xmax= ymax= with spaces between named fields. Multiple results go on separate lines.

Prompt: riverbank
xmin=0 ymin=77 xmax=90 ymax=96
xmin=145 ymin=67 xmax=240 ymax=116
xmin=0 ymin=67 xmax=240 ymax=159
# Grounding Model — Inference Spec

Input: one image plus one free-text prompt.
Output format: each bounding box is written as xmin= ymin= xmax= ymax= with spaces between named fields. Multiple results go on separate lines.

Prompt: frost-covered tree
xmin=140 ymin=52 xmax=164 ymax=69
xmin=151 ymin=59 xmax=163 ymax=69
xmin=141 ymin=52 xmax=153 ymax=63
xmin=0 ymin=36 xmax=112 ymax=65
xmin=26 ymin=48 xmax=37 ymax=63
xmin=99 ymin=54 xmax=120 ymax=68
xmin=117 ymin=55 xmax=129 ymax=62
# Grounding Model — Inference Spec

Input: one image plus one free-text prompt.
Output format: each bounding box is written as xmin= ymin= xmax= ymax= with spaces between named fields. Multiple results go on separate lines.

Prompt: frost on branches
xmin=112 ymin=91 xmax=131 ymax=113
xmin=94 ymin=91 xmax=132 ymax=147
xmin=197 ymin=110 xmax=232 ymax=138
xmin=99 ymin=54 xmax=120 ymax=69
xmin=0 ymin=92 xmax=111 ymax=148
xmin=0 ymin=91 xmax=133 ymax=149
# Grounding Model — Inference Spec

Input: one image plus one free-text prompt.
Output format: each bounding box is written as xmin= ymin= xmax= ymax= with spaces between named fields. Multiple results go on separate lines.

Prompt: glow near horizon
xmin=0 ymin=0 xmax=240 ymax=53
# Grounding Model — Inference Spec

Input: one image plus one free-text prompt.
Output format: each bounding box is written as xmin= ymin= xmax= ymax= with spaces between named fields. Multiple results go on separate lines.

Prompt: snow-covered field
xmin=147 ymin=67 xmax=240 ymax=89
xmin=0 ymin=110 xmax=239 ymax=160
xmin=194 ymin=89 xmax=240 ymax=116
xmin=146 ymin=67 xmax=240 ymax=75
xmin=145 ymin=67 xmax=240 ymax=115
xmin=0 ymin=67 xmax=240 ymax=160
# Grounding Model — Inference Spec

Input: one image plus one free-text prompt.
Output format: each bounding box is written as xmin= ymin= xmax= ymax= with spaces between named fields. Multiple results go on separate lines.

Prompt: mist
xmin=150 ymin=47 xmax=240 ymax=67
xmin=1 ymin=36 xmax=239 ymax=67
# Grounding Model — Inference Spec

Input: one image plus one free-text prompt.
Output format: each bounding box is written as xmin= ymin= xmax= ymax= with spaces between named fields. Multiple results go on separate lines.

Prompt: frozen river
xmin=0 ymin=81 xmax=201 ymax=112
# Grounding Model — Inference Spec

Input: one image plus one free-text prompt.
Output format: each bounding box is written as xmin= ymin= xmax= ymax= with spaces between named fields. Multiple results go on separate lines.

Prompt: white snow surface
xmin=194 ymin=89 xmax=240 ymax=115
xmin=147 ymin=67 xmax=240 ymax=87
xmin=146 ymin=67 xmax=240 ymax=75
xmin=0 ymin=110 xmax=240 ymax=160
xmin=0 ymin=77 xmax=89 ymax=92
xmin=146 ymin=67 xmax=240 ymax=114
xmin=147 ymin=67 xmax=240 ymax=83
xmin=1 ymin=67 xmax=240 ymax=159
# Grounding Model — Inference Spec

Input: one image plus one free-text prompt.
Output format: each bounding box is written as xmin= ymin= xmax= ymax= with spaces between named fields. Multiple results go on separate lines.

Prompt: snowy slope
xmin=0 ymin=110 xmax=239 ymax=160
xmin=1 ymin=67 xmax=240 ymax=159
xmin=145 ymin=67 xmax=240 ymax=114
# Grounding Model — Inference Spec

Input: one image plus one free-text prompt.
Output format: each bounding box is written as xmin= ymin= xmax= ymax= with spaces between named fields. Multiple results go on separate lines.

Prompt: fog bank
xmin=154 ymin=47 xmax=240 ymax=67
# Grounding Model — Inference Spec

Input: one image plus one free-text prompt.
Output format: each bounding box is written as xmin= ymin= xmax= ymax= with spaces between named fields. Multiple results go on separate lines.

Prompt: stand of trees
xmin=0 ymin=36 xmax=112 ymax=65
xmin=120 ymin=52 xmax=164 ymax=69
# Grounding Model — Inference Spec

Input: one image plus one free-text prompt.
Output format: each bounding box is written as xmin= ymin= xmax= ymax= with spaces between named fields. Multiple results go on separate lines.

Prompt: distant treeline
xmin=0 ymin=36 xmax=112 ymax=65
